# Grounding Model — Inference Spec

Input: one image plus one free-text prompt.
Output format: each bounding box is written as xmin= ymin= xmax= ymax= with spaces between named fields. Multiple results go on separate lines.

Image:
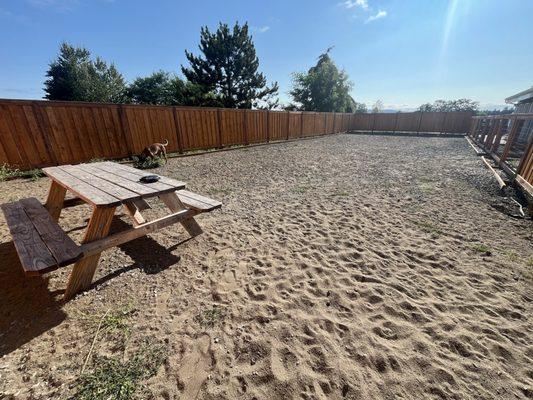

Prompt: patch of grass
xmin=79 ymin=304 xmax=136 ymax=339
xmin=194 ymin=307 xmax=225 ymax=328
xmin=132 ymin=156 xmax=165 ymax=170
xmin=527 ymin=258 xmax=533 ymax=267
xmin=18 ymin=168 xmax=44 ymax=181
xmin=75 ymin=340 xmax=167 ymax=400
xmin=0 ymin=164 xmax=44 ymax=182
xmin=521 ymin=268 xmax=533 ymax=283
xmin=501 ymin=249 xmax=519 ymax=262
xmin=0 ymin=164 xmax=20 ymax=181
xmin=90 ymin=157 xmax=106 ymax=163
xmin=419 ymin=182 xmax=435 ymax=194
xmin=414 ymin=219 xmax=443 ymax=236
xmin=469 ymin=243 xmax=491 ymax=254
xmin=100 ymin=305 xmax=136 ymax=336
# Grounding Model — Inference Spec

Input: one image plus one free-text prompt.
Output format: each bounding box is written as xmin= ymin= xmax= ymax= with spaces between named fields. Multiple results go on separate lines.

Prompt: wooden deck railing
xmin=468 ymin=113 xmax=533 ymax=197
xmin=0 ymin=99 xmax=473 ymax=171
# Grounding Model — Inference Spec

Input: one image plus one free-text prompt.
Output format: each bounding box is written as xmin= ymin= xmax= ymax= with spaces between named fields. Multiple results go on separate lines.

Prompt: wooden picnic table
xmin=34 ymin=161 xmax=220 ymax=300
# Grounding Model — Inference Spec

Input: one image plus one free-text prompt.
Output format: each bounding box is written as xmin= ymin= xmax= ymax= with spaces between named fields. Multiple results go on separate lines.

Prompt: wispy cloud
xmin=340 ymin=0 xmax=368 ymax=10
xmin=0 ymin=7 xmax=30 ymax=23
xmin=27 ymin=0 xmax=80 ymax=11
xmin=2 ymin=88 xmax=41 ymax=94
xmin=252 ymin=25 xmax=270 ymax=33
xmin=365 ymin=9 xmax=387 ymax=23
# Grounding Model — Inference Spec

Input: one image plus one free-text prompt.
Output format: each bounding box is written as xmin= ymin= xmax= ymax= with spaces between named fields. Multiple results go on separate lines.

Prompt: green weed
xmin=19 ymin=168 xmax=44 ymax=181
xmin=75 ymin=341 xmax=167 ymax=400
xmin=414 ymin=219 xmax=443 ymax=235
xmin=194 ymin=307 xmax=225 ymax=328
xmin=79 ymin=304 xmax=136 ymax=338
xmin=501 ymin=249 xmax=519 ymax=262
xmin=132 ymin=156 xmax=165 ymax=170
xmin=469 ymin=243 xmax=491 ymax=254
xmin=0 ymin=164 xmax=20 ymax=181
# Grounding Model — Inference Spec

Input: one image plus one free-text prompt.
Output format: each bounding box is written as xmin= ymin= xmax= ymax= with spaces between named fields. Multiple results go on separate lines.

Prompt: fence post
xmin=243 ymin=109 xmax=249 ymax=145
xmin=300 ymin=112 xmax=304 ymax=137
xmin=491 ymin=118 xmax=505 ymax=153
xmin=393 ymin=112 xmax=399 ymax=133
xmin=484 ymin=117 xmax=498 ymax=149
xmin=516 ymin=132 xmax=533 ymax=176
xmin=266 ymin=109 xmax=270 ymax=142
xmin=500 ymin=116 xmax=520 ymax=162
xmin=468 ymin=118 xmax=477 ymax=138
xmin=440 ymin=112 xmax=448 ymax=135
xmin=416 ymin=111 xmax=423 ymax=134
xmin=371 ymin=113 xmax=376 ymax=134
xmin=333 ymin=113 xmax=337 ymax=133
xmin=171 ymin=106 xmax=184 ymax=154
xmin=286 ymin=111 xmax=290 ymax=140
xmin=216 ymin=108 xmax=223 ymax=149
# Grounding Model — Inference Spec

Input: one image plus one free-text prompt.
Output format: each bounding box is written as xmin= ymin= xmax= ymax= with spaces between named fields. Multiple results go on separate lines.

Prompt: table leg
xmin=64 ymin=206 xmax=116 ymax=300
xmin=159 ymin=192 xmax=203 ymax=237
xmin=123 ymin=202 xmax=146 ymax=226
xmin=45 ymin=181 xmax=67 ymax=221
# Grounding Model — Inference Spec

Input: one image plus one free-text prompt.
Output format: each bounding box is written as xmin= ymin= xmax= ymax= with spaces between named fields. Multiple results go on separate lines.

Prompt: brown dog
xmin=141 ymin=139 xmax=168 ymax=161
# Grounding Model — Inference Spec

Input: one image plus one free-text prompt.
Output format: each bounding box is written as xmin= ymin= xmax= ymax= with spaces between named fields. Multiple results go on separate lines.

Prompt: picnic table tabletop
xmin=42 ymin=161 xmax=186 ymax=208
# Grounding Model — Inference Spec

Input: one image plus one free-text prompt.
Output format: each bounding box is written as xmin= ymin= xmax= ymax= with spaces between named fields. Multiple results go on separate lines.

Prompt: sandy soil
xmin=0 ymin=134 xmax=532 ymax=400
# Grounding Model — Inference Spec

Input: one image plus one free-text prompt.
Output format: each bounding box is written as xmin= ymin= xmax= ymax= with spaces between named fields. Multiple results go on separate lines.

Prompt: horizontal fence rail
xmin=0 ymin=99 xmax=473 ymax=170
xmin=468 ymin=113 xmax=533 ymax=195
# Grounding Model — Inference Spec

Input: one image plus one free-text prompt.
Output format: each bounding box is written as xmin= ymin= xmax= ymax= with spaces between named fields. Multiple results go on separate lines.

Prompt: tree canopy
xmin=288 ymin=49 xmax=359 ymax=113
xmin=418 ymin=99 xmax=479 ymax=113
xmin=371 ymin=100 xmax=384 ymax=113
xmin=127 ymin=71 xmax=186 ymax=105
xmin=182 ymin=22 xmax=279 ymax=109
xmin=44 ymin=43 xmax=127 ymax=103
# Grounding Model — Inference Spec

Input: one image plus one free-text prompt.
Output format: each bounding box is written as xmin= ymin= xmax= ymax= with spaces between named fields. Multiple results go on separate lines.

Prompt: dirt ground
xmin=0 ymin=134 xmax=532 ymax=400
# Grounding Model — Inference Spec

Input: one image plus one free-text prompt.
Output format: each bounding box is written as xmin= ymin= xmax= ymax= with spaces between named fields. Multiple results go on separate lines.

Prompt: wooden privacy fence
xmin=350 ymin=111 xmax=472 ymax=135
xmin=468 ymin=113 xmax=533 ymax=197
xmin=0 ymin=99 xmax=473 ymax=170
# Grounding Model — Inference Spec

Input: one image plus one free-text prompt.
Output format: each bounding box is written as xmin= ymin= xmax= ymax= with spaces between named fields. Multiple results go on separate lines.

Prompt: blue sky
xmin=1 ymin=0 xmax=531 ymax=110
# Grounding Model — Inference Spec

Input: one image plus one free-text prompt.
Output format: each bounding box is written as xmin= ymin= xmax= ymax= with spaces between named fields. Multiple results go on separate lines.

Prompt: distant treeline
xmin=42 ymin=22 xmax=503 ymax=114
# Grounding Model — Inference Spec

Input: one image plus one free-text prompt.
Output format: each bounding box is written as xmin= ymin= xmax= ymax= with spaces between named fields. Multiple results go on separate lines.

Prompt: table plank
xmin=81 ymin=163 xmax=163 ymax=197
xmin=1 ymin=201 xmax=57 ymax=274
xmin=19 ymin=197 xmax=82 ymax=267
xmin=43 ymin=166 xmax=121 ymax=207
xmin=60 ymin=165 xmax=140 ymax=202
xmin=92 ymin=162 xmax=183 ymax=194
xmin=98 ymin=161 xmax=186 ymax=189
xmin=176 ymin=190 xmax=222 ymax=211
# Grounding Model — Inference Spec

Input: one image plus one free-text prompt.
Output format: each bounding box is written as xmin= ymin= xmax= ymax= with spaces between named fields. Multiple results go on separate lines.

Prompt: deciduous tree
xmin=288 ymin=48 xmax=356 ymax=113
xmin=418 ymin=99 xmax=479 ymax=113
xmin=127 ymin=71 xmax=186 ymax=105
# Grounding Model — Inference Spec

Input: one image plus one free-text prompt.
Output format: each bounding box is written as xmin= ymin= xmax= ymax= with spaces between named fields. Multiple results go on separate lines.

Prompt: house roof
xmin=505 ymin=86 xmax=533 ymax=104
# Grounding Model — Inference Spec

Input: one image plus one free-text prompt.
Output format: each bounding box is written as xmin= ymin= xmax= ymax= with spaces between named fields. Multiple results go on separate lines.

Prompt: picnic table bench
xmin=1 ymin=161 xmax=221 ymax=300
